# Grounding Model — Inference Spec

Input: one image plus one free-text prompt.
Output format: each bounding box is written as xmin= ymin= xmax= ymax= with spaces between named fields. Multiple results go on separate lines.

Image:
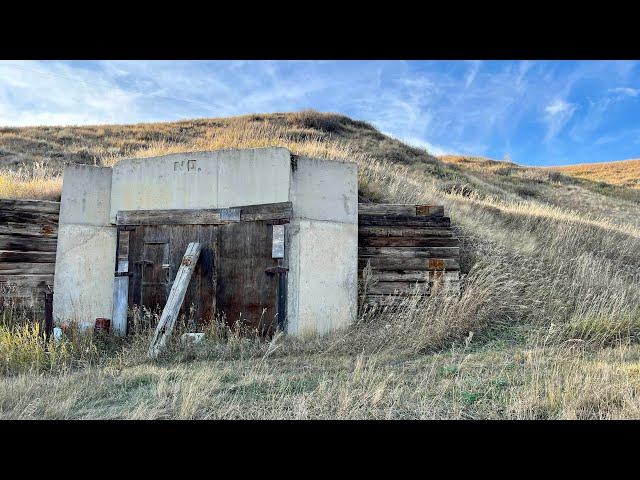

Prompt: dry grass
xmin=2 ymin=110 xmax=640 ymax=418
xmin=548 ymin=158 xmax=640 ymax=189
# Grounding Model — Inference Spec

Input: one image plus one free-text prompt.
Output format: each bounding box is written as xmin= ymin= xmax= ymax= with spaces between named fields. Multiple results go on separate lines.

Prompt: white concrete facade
xmin=53 ymin=165 xmax=116 ymax=328
xmin=53 ymin=148 xmax=358 ymax=336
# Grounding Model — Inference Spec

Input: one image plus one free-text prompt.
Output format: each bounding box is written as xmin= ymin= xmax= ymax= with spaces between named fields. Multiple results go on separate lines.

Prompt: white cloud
xmin=544 ymin=99 xmax=577 ymax=140
xmin=464 ymin=61 xmax=482 ymax=89
xmin=608 ymin=87 xmax=639 ymax=97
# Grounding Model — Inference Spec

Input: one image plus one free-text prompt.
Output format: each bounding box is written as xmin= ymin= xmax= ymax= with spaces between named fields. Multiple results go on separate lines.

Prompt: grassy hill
xmin=547 ymin=158 xmax=640 ymax=190
xmin=2 ymin=111 xmax=640 ymax=419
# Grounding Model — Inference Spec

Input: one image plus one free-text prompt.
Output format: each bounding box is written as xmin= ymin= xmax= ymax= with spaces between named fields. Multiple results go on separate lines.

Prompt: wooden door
xmin=127 ymin=225 xmax=217 ymax=326
xmin=215 ymin=221 xmax=279 ymax=335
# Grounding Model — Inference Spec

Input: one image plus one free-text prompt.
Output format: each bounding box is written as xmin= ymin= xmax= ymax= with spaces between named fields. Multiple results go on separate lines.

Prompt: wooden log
xmin=416 ymin=205 xmax=445 ymax=217
xmin=358 ymin=214 xmax=451 ymax=228
xmin=365 ymin=281 xmax=430 ymax=295
xmin=0 ymin=209 xmax=59 ymax=226
xmin=0 ymin=263 xmax=56 ymax=275
xmin=358 ymin=204 xmax=417 ymax=216
xmin=237 ymin=202 xmax=293 ymax=222
xmin=358 ymin=226 xmax=453 ymax=238
xmin=0 ymin=251 xmax=56 ymax=263
xmin=0 ymin=274 xmax=54 ymax=288
xmin=0 ymin=222 xmax=58 ymax=238
xmin=0 ymin=199 xmax=60 ymax=214
xmin=359 ymin=236 xmax=459 ymax=248
xmin=360 ymin=270 xmax=459 ymax=282
xmin=358 ymin=246 xmax=460 ymax=258
xmin=118 ymin=202 xmax=292 ymax=226
xmin=0 ymin=234 xmax=58 ymax=252
xmin=149 ymin=242 xmax=201 ymax=359
xmin=359 ymin=257 xmax=459 ymax=271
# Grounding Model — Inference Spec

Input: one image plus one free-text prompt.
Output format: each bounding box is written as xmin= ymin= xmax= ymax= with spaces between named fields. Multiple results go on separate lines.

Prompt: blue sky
xmin=0 ymin=60 xmax=638 ymax=166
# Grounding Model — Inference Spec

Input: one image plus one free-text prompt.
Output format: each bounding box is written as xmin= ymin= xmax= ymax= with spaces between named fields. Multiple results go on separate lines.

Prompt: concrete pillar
xmin=287 ymin=156 xmax=358 ymax=336
xmin=53 ymin=165 xmax=116 ymax=329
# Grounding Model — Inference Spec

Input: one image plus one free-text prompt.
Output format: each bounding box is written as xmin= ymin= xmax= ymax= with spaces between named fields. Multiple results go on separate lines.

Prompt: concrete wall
xmin=53 ymin=149 xmax=359 ymax=337
xmin=53 ymin=165 xmax=116 ymax=328
xmin=287 ymin=156 xmax=358 ymax=336
xmin=110 ymin=148 xmax=291 ymax=223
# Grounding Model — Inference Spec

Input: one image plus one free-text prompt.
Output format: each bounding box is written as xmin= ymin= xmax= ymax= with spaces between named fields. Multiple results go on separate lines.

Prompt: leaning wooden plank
xmin=358 ymin=226 xmax=454 ymax=238
xmin=358 ymin=215 xmax=451 ymax=228
xmin=148 ymin=242 xmax=201 ymax=359
xmin=0 ymin=199 xmax=61 ymax=214
xmin=358 ymin=257 xmax=460 ymax=271
xmin=359 ymin=236 xmax=459 ymax=248
xmin=0 ymin=251 xmax=57 ymax=263
xmin=0 ymin=234 xmax=58 ymax=252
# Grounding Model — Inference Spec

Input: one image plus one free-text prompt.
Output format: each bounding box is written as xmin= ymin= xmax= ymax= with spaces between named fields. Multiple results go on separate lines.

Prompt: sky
xmin=0 ymin=60 xmax=638 ymax=166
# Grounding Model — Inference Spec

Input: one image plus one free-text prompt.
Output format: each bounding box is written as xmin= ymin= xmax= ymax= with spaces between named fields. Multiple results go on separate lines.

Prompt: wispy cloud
xmin=0 ymin=60 xmax=638 ymax=165
xmin=544 ymin=99 xmax=577 ymax=141
xmin=608 ymin=87 xmax=639 ymax=97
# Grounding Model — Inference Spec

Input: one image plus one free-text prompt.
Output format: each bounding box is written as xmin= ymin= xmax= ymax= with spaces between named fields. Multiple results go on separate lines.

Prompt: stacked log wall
xmin=0 ymin=199 xmax=59 ymax=316
xmin=358 ymin=203 xmax=460 ymax=306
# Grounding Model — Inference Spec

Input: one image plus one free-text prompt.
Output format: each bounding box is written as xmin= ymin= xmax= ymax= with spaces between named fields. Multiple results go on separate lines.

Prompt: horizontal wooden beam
xmin=358 ymin=203 xmax=445 ymax=217
xmin=359 ymin=236 xmax=459 ymax=248
xmin=358 ymin=246 xmax=460 ymax=258
xmin=359 ymin=257 xmax=459 ymax=271
xmin=0 ymin=262 xmax=56 ymax=275
xmin=117 ymin=202 xmax=292 ymax=226
xmin=0 ymin=234 xmax=58 ymax=252
xmin=360 ymin=270 xmax=460 ymax=283
xmin=0 ymin=199 xmax=60 ymax=214
xmin=0 ymin=251 xmax=56 ymax=263
xmin=358 ymin=214 xmax=451 ymax=228
xmin=358 ymin=226 xmax=453 ymax=238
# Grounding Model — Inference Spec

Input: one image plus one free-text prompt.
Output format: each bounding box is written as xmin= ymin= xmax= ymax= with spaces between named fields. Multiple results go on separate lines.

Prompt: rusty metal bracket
xmin=265 ymin=266 xmax=289 ymax=275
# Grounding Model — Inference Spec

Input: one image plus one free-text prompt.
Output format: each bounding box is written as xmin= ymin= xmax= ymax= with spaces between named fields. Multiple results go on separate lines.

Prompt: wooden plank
xmin=0 ymin=209 xmax=59 ymax=226
xmin=117 ymin=202 xmax=293 ymax=226
xmin=118 ymin=209 xmax=237 ymax=226
xmin=358 ymin=214 xmax=451 ymax=228
xmin=358 ymin=226 xmax=453 ymax=238
xmin=365 ymin=281 xmax=430 ymax=295
xmin=358 ymin=246 xmax=460 ymax=258
xmin=237 ymin=202 xmax=293 ymax=222
xmin=358 ymin=204 xmax=417 ymax=216
xmin=0 ymin=234 xmax=57 ymax=252
xmin=0 ymin=222 xmax=58 ymax=238
xmin=0 ymin=251 xmax=56 ymax=263
xmin=0 ymin=199 xmax=60 ymax=214
xmin=149 ymin=242 xmax=201 ymax=359
xmin=0 ymin=263 xmax=56 ymax=275
xmin=359 ymin=236 xmax=459 ymax=248
xmin=360 ymin=270 xmax=459 ymax=282
xmin=0 ymin=274 xmax=54 ymax=288
xmin=416 ymin=205 xmax=445 ymax=217
xmin=359 ymin=257 xmax=459 ymax=271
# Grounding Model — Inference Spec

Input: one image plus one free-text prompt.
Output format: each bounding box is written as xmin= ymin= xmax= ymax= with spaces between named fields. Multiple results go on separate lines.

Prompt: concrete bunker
xmin=53 ymin=148 xmax=358 ymax=337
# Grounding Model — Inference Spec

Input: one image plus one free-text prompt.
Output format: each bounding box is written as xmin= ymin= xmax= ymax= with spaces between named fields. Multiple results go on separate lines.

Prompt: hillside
xmin=2 ymin=111 xmax=640 ymax=419
xmin=547 ymin=158 xmax=640 ymax=190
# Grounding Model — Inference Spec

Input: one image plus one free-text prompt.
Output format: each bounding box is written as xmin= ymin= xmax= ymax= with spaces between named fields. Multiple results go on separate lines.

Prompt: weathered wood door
xmin=216 ymin=221 xmax=279 ymax=335
xmin=127 ymin=225 xmax=217 ymax=325
xmin=120 ymin=203 xmax=291 ymax=336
